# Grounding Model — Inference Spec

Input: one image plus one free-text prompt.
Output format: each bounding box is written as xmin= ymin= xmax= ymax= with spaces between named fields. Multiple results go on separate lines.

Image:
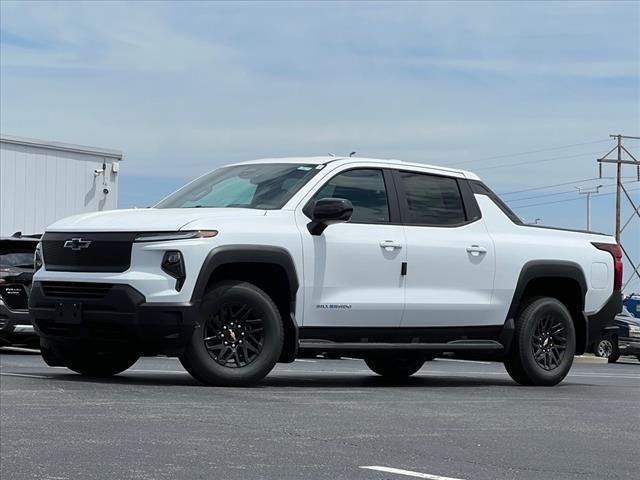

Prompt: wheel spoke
xmin=234 ymin=304 xmax=252 ymax=322
xmin=206 ymin=343 xmax=225 ymax=352
xmin=244 ymin=341 xmax=259 ymax=354
xmin=232 ymin=350 xmax=242 ymax=366
xmin=240 ymin=344 xmax=250 ymax=363
xmin=217 ymin=347 xmax=231 ymax=364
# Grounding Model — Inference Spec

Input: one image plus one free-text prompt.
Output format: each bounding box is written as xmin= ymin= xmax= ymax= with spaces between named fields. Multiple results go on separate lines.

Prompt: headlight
xmin=34 ymin=243 xmax=43 ymax=271
xmin=134 ymin=231 xmax=217 ymax=242
xmin=628 ymin=325 xmax=640 ymax=338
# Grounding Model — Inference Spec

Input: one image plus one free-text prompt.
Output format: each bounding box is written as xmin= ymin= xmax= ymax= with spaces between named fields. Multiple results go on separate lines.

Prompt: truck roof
xmin=229 ymin=156 xmax=481 ymax=180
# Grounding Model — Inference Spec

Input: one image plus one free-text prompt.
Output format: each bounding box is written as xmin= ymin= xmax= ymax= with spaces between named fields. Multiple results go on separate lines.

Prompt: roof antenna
xmin=327 ymin=153 xmax=335 ymax=157
xmin=349 ymin=151 xmax=356 ymax=157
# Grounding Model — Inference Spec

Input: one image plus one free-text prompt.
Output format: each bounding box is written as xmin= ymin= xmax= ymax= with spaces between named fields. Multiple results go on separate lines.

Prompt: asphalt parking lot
xmin=1 ymin=351 xmax=638 ymax=480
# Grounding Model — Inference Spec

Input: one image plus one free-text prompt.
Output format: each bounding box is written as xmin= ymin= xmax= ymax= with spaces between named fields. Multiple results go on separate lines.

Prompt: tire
xmin=365 ymin=354 xmax=425 ymax=379
xmin=607 ymin=338 xmax=620 ymax=364
xmin=62 ymin=348 xmax=139 ymax=377
xmin=504 ymin=297 xmax=576 ymax=386
xmin=594 ymin=336 xmax=619 ymax=363
xmin=179 ymin=281 xmax=284 ymax=386
xmin=40 ymin=345 xmax=66 ymax=367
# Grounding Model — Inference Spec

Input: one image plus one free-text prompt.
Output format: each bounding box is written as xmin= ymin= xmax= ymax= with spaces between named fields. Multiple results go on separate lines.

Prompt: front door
xmin=296 ymin=168 xmax=406 ymax=327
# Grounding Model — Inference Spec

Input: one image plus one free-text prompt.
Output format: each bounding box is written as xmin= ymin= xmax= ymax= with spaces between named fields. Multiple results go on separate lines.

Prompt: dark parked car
xmin=0 ymin=233 xmax=40 ymax=347
xmin=593 ymin=306 xmax=640 ymax=363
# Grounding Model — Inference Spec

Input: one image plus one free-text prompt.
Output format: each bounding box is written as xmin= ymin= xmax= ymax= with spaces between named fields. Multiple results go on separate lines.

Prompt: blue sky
xmin=1 ymin=1 xmax=639 ymax=290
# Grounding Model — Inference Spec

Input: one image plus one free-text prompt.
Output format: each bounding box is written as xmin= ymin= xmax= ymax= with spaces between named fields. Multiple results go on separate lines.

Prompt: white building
xmin=0 ymin=135 xmax=123 ymax=236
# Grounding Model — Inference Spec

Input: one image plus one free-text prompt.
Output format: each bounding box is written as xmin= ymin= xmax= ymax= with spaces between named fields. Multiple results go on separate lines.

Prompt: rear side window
xmin=311 ymin=169 xmax=390 ymax=223
xmin=397 ymin=172 xmax=466 ymax=226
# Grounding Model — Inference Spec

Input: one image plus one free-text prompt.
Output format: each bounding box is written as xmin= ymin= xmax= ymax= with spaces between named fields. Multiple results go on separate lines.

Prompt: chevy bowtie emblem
xmin=63 ymin=238 xmax=92 ymax=251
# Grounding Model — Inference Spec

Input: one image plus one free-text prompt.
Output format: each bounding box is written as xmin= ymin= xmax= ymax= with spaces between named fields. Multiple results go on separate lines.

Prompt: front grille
xmin=42 ymin=232 xmax=136 ymax=273
xmin=41 ymin=282 xmax=113 ymax=299
xmin=0 ymin=284 xmax=29 ymax=310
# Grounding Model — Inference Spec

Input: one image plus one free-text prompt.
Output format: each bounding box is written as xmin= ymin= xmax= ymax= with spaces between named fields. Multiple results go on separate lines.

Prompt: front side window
xmin=155 ymin=164 xmax=319 ymax=210
xmin=398 ymin=171 xmax=466 ymax=226
xmin=310 ymin=169 xmax=390 ymax=223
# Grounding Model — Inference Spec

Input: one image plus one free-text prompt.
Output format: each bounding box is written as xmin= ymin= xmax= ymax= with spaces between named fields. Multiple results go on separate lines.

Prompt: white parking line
xmin=0 ymin=372 xmax=50 ymax=379
xmin=360 ymin=465 xmax=465 ymax=480
xmin=127 ymin=369 xmax=188 ymax=374
xmin=436 ymin=358 xmax=491 ymax=365
xmin=0 ymin=346 xmax=40 ymax=354
xmin=295 ymin=359 xmax=317 ymax=363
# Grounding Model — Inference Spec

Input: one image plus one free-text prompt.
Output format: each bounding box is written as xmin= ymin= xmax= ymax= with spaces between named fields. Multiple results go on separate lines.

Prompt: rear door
xmin=393 ymin=170 xmax=500 ymax=327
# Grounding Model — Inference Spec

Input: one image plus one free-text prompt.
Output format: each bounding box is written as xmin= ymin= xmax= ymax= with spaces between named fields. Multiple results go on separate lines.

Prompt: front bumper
xmin=29 ymin=281 xmax=199 ymax=355
xmin=0 ymin=301 xmax=37 ymax=344
xmin=618 ymin=337 xmax=640 ymax=356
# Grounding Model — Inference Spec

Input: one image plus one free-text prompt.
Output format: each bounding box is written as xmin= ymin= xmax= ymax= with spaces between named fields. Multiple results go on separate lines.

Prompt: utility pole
xmin=597 ymin=134 xmax=640 ymax=290
xmin=576 ymin=185 xmax=602 ymax=231
xmin=616 ymin=135 xmax=622 ymax=242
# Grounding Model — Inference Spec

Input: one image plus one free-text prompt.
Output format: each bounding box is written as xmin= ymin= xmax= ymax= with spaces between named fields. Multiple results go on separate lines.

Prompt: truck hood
xmin=46 ymin=208 xmax=267 ymax=232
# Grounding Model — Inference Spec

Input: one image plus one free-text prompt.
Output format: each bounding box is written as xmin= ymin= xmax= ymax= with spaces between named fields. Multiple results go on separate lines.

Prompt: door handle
xmin=380 ymin=240 xmax=403 ymax=251
xmin=466 ymin=245 xmax=487 ymax=256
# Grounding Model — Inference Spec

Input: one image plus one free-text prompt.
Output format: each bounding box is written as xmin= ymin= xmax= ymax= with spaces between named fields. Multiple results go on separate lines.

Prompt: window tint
xmin=312 ymin=169 xmax=390 ymax=223
xmin=399 ymin=172 xmax=466 ymax=225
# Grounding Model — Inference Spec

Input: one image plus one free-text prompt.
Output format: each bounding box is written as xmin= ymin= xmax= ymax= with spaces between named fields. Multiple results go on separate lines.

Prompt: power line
xmin=451 ymin=139 xmax=610 ymax=167
xmin=506 ymin=180 xmax=639 ymax=203
xmin=473 ymin=151 xmax=602 ymax=172
xmin=498 ymin=176 xmax=636 ymax=196
xmin=510 ymin=188 xmax=640 ymax=210
xmin=506 ymin=186 xmax=610 ymax=203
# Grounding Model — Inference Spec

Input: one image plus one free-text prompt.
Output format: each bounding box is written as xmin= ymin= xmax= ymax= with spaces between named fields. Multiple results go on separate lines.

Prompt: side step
xmin=298 ymin=339 xmax=504 ymax=353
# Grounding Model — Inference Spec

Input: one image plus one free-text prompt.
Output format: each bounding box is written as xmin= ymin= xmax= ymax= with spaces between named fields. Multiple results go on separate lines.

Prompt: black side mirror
xmin=307 ymin=198 xmax=353 ymax=236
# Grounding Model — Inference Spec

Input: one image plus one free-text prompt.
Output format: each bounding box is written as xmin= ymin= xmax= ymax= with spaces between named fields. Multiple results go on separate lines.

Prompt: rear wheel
xmin=504 ymin=297 xmax=576 ymax=386
xmin=365 ymin=354 xmax=425 ymax=379
xmin=180 ymin=281 xmax=283 ymax=386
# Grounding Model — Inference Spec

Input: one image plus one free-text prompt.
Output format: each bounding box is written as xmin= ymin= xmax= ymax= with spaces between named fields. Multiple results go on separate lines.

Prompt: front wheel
xmin=180 ymin=281 xmax=283 ymax=386
xmin=504 ymin=297 xmax=576 ymax=386
xmin=62 ymin=348 xmax=139 ymax=377
xmin=365 ymin=354 xmax=425 ymax=379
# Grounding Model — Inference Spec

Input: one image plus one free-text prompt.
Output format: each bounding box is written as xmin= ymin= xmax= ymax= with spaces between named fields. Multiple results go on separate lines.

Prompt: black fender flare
xmin=190 ymin=245 xmax=300 ymax=362
xmin=505 ymin=260 xmax=588 ymax=353
xmin=190 ymin=245 xmax=299 ymax=305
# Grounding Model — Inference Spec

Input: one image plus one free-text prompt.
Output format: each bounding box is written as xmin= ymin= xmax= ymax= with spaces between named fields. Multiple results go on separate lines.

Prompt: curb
xmin=574 ymin=354 xmax=608 ymax=364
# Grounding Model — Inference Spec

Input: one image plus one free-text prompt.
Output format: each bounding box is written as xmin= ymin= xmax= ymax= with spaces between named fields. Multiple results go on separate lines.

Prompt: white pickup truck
xmin=30 ymin=156 xmax=623 ymax=386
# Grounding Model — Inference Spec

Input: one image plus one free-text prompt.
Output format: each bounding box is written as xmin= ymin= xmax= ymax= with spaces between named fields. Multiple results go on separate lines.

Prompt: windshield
xmin=0 ymin=252 xmax=34 ymax=270
xmin=155 ymin=163 xmax=320 ymax=210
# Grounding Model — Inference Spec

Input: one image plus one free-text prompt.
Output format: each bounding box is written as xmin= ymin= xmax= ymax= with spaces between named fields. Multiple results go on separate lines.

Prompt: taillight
xmin=592 ymin=242 xmax=623 ymax=291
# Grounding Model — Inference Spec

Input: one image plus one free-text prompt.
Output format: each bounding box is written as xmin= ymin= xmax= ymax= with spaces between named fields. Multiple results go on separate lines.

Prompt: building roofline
xmin=0 ymin=134 xmax=123 ymax=160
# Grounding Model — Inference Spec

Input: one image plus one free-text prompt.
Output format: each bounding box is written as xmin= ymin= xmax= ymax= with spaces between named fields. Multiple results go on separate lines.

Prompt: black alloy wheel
xmin=203 ymin=303 xmax=265 ymax=368
xmin=504 ymin=296 xmax=576 ymax=386
xmin=531 ymin=312 xmax=568 ymax=371
xmin=180 ymin=281 xmax=283 ymax=386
